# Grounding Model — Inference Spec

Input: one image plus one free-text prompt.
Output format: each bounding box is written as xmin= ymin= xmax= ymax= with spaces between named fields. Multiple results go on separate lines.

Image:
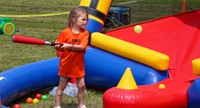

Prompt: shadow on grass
xmin=61 ymin=103 xmax=77 ymax=108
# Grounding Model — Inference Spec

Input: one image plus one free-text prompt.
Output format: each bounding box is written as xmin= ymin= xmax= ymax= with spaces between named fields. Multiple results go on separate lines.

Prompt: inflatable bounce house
xmin=1 ymin=0 xmax=200 ymax=108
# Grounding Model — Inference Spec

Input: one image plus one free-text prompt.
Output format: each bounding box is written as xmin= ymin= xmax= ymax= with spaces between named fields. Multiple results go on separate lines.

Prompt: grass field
xmin=0 ymin=0 xmax=200 ymax=108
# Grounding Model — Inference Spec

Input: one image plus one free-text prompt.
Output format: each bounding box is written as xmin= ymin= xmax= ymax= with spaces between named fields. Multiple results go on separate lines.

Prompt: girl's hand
xmin=54 ymin=43 xmax=64 ymax=52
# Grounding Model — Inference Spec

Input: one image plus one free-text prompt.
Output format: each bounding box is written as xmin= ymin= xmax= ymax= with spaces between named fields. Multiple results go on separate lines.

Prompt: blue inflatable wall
xmin=0 ymin=58 xmax=59 ymax=105
xmin=84 ymin=46 xmax=168 ymax=90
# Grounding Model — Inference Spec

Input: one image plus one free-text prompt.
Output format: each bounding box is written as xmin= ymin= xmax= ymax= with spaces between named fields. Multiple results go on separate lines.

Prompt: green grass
xmin=0 ymin=0 xmax=200 ymax=108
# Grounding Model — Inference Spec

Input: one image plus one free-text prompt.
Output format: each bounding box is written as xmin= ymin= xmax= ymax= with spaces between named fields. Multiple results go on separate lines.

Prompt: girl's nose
xmin=84 ymin=21 xmax=87 ymax=24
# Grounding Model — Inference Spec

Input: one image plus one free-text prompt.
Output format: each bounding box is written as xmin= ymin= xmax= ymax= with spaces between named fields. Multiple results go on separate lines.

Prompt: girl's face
xmin=74 ymin=13 xmax=88 ymax=29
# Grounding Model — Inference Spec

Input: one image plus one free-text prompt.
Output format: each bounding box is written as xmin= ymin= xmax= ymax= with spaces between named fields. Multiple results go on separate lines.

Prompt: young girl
xmin=54 ymin=7 xmax=89 ymax=108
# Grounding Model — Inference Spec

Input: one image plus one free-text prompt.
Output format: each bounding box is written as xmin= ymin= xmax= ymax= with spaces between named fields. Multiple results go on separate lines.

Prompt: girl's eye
xmin=83 ymin=19 xmax=87 ymax=21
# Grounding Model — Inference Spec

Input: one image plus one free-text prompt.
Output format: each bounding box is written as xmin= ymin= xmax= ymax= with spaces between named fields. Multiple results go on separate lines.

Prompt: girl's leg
xmin=76 ymin=77 xmax=86 ymax=108
xmin=55 ymin=76 xmax=69 ymax=107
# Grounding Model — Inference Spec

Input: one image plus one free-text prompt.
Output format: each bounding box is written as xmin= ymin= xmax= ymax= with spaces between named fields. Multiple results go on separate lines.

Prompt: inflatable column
xmin=79 ymin=0 xmax=112 ymax=33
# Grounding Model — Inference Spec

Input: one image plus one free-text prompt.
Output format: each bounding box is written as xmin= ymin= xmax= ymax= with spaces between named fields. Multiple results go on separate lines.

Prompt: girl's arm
xmin=69 ymin=45 xmax=84 ymax=52
xmin=61 ymin=43 xmax=84 ymax=52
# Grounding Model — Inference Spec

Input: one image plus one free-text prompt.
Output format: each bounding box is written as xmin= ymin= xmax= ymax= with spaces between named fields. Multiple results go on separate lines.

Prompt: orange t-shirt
xmin=55 ymin=28 xmax=89 ymax=78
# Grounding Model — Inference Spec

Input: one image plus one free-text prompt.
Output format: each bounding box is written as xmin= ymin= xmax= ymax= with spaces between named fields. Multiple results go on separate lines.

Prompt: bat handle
xmin=46 ymin=41 xmax=63 ymax=46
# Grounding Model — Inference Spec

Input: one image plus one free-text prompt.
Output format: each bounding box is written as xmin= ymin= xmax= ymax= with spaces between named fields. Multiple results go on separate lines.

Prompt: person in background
xmin=54 ymin=7 xmax=89 ymax=108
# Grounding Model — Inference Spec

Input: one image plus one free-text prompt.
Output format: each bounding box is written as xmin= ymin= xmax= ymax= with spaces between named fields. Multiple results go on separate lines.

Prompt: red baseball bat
xmin=12 ymin=35 xmax=57 ymax=46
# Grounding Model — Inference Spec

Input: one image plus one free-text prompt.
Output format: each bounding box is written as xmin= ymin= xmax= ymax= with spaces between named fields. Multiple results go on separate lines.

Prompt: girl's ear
xmin=72 ymin=17 xmax=76 ymax=23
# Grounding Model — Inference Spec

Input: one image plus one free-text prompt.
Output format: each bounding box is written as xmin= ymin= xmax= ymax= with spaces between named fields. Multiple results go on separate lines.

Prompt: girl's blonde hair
xmin=67 ymin=7 xmax=88 ymax=28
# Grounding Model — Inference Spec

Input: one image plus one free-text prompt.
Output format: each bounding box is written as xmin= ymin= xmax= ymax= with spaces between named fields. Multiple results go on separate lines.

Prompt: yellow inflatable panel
xmin=80 ymin=0 xmax=112 ymax=15
xmin=79 ymin=0 xmax=90 ymax=7
xmin=192 ymin=58 xmax=200 ymax=76
xmin=79 ymin=0 xmax=112 ymax=23
xmin=91 ymin=32 xmax=170 ymax=71
xmin=97 ymin=0 xmax=112 ymax=14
